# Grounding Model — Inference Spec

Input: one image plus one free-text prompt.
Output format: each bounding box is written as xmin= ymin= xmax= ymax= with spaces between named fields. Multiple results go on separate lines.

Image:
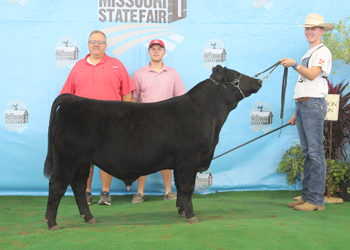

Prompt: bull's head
xmin=210 ymin=65 xmax=262 ymax=99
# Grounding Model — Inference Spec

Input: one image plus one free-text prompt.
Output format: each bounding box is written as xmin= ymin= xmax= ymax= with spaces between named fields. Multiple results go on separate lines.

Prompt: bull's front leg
xmin=45 ymin=175 xmax=70 ymax=230
xmin=174 ymin=169 xmax=199 ymax=223
xmin=70 ymin=163 xmax=97 ymax=224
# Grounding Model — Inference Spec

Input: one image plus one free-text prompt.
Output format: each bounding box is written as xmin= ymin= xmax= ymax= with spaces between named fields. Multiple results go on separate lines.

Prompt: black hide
xmin=44 ymin=65 xmax=262 ymax=230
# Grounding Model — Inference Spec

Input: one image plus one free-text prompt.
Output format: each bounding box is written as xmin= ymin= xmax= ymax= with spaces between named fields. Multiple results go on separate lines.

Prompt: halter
xmin=231 ymin=74 xmax=245 ymax=98
xmin=209 ymin=74 xmax=245 ymax=99
xmin=210 ymin=61 xmax=288 ymax=123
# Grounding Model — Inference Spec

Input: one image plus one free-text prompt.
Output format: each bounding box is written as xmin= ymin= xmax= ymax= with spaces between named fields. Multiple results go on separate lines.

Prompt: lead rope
xmin=253 ymin=61 xmax=288 ymax=134
xmin=252 ymin=61 xmax=281 ymax=80
xmin=279 ymin=66 xmax=288 ymax=136
xmin=213 ymin=123 xmax=291 ymax=160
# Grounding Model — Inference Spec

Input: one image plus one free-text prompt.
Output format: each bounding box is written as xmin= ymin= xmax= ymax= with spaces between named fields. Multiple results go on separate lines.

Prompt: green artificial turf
xmin=1 ymin=191 xmax=349 ymax=250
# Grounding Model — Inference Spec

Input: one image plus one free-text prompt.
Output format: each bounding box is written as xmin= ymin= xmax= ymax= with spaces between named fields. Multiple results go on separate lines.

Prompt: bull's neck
xmin=187 ymin=80 xmax=234 ymax=122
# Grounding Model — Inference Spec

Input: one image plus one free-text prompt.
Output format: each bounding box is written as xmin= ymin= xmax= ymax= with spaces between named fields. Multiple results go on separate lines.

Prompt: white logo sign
xmin=250 ymin=101 xmax=273 ymax=133
xmin=203 ymin=39 xmax=227 ymax=71
xmin=4 ymin=100 xmax=29 ymax=133
xmin=55 ymin=37 xmax=80 ymax=69
xmin=194 ymin=170 xmax=213 ymax=194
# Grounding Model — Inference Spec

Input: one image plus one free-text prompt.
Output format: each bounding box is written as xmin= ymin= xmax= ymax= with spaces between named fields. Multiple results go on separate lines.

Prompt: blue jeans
xmin=295 ymin=98 xmax=327 ymax=206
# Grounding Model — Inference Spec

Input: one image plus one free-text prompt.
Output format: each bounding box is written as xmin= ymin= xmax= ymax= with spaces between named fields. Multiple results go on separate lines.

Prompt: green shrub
xmin=327 ymin=159 xmax=350 ymax=195
xmin=277 ymin=141 xmax=304 ymax=185
xmin=322 ymin=15 xmax=350 ymax=74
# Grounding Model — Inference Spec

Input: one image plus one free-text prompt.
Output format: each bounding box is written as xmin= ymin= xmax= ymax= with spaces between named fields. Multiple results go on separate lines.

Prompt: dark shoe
xmin=287 ymin=199 xmax=305 ymax=208
xmin=164 ymin=191 xmax=177 ymax=200
xmin=86 ymin=192 xmax=93 ymax=205
xmin=98 ymin=191 xmax=111 ymax=205
xmin=294 ymin=202 xmax=325 ymax=211
xmin=131 ymin=193 xmax=144 ymax=204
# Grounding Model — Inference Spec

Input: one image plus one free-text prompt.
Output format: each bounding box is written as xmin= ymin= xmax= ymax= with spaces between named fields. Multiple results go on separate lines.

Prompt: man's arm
xmin=172 ymin=70 xmax=186 ymax=96
xmin=280 ymin=58 xmax=322 ymax=81
xmin=131 ymin=70 xmax=141 ymax=103
xmin=122 ymin=92 xmax=133 ymax=102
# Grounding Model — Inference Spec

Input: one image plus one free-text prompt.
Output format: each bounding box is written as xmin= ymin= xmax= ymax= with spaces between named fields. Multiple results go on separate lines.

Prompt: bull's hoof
xmin=49 ymin=225 xmax=61 ymax=231
xmin=179 ymin=211 xmax=186 ymax=218
xmin=88 ymin=218 xmax=98 ymax=224
xmin=186 ymin=216 xmax=199 ymax=224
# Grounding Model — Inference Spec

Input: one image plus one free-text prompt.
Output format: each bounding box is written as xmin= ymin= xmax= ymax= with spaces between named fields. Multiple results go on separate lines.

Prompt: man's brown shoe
xmin=294 ymin=202 xmax=325 ymax=211
xmin=287 ymin=199 xmax=305 ymax=208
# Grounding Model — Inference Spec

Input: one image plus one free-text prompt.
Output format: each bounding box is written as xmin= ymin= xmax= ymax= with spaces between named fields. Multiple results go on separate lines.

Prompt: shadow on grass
xmin=52 ymin=190 xmax=300 ymax=229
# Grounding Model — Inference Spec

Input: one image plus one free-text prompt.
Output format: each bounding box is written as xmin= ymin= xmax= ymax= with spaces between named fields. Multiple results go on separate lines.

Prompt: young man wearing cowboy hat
xmin=130 ymin=39 xmax=186 ymax=204
xmin=280 ymin=14 xmax=335 ymax=211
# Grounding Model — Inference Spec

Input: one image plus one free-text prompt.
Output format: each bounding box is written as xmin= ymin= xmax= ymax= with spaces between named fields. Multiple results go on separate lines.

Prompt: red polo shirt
xmin=60 ymin=54 xmax=135 ymax=101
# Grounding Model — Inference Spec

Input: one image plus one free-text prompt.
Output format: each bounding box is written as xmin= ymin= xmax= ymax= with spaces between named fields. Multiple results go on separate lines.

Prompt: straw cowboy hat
xmin=296 ymin=13 xmax=335 ymax=31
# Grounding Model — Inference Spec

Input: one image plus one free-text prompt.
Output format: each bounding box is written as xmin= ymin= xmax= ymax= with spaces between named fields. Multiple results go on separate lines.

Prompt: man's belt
xmin=296 ymin=97 xmax=312 ymax=102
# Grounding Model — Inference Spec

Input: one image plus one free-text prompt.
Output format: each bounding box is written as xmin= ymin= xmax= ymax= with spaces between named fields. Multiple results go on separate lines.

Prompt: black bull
xmin=44 ymin=65 xmax=262 ymax=230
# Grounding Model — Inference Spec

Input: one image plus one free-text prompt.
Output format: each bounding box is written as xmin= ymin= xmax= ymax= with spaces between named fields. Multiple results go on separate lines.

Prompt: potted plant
xmin=324 ymin=80 xmax=350 ymax=161
xmin=322 ymin=16 xmax=350 ymax=200
xmin=277 ymin=141 xmax=304 ymax=185
xmin=323 ymin=80 xmax=350 ymax=200
xmin=327 ymin=159 xmax=350 ymax=201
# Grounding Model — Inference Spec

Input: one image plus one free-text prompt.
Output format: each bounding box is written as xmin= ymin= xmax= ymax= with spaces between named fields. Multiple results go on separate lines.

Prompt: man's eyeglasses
xmin=149 ymin=47 xmax=164 ymax=52
xmin=89 ymin=40 xmax=106 ymax=45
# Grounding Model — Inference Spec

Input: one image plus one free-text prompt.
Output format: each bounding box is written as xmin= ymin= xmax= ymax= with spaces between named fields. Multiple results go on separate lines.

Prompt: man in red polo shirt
xmin=60 ymin=30 xmax=135 ymax=206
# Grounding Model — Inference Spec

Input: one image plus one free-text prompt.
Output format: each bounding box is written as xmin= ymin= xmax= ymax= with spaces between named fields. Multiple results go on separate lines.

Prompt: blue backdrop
xmin=1 ymin=0 xmax=349 ymax=196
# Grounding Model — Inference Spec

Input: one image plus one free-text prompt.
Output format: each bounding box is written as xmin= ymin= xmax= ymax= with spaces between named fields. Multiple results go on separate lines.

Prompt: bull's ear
xmin=210 ymin=65 xmax=225 ymax=82
xmin=212 ymin=64 xmax=223 ymax=73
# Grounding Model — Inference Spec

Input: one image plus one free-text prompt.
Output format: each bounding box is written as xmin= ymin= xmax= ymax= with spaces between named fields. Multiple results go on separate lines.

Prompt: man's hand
xmin=280 ymin=58 xmax=297 ymax=68
xmin=289 ymin=112 xmax=296 ymax=125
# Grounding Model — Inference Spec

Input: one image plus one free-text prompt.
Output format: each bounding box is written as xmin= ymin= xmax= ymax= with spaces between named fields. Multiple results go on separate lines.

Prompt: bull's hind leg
xmin=70 ymin=163 xmax=97 ymax=224
xmin=45 ymin=174 xmax=71 ymax=230
xmin=174 ymin=169 xmax=199 ymax=223
xmin=174 ymin=171 xmax=185 ymax=217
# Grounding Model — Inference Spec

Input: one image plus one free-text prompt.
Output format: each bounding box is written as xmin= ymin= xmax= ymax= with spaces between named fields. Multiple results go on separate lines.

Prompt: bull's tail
xmin=44 ymin=94 xmax=71 ymax=178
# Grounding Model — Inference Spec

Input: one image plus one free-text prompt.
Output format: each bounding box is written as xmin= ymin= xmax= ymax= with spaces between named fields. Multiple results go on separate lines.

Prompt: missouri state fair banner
xmin=1 ymin=0 xmax=349 ymax=195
